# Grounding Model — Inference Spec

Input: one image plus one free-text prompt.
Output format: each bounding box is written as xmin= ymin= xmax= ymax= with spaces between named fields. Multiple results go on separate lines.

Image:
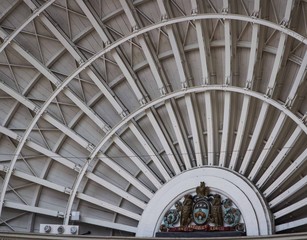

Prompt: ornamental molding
xmin=136 ymin=167 xmax=273 ymax=237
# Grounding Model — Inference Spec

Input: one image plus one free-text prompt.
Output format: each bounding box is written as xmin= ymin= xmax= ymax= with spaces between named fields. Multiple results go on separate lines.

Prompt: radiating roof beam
xmin=97 ymin=0 xmax=176 ymax=179
xmin=0 ymin=0 xmax=55 ymax=53
xmin=257 ymin=126 xmax=302 ymax=188
xmin=113 ymin=137 xmax=162 ymax=188
xmin=263 ymin=148 xmax=307 ymax=197
xmin=165 ymin=100 xmax=191 ymax=169
xmin=266 ymin=0 xmax=294 ymax=97
xmin=24 ymin=0 xmax=80 ymax=60
xmin=97 ymin=152 xmax=154 ymax=198
xmin=157 ymin=0 xmax=188 ymax=88
xmin=0 ymin=81 xmax=92 ymax=151
xmin=119 ymin=0 xmax=166 ymax=95
xmin=230 ymin=0 xmax=260 ymax=169
xmin=223 ymin=0 xmax=232 ymax=85
xmin=75 ymin=0 xmax=145 ymax=104
xmin=42 ymin=114 xmax=89 ymax=149
xmin=24 ymin=1 xmax=126 ymax=117
xmin=276 ymin=217 xmax=307 ymax=232
xmin=4 ymin=201 xmax=61 ymax=217
xmin=191 ymin=0 xmax=215 ymax=165
xmin=185 ymin=94 xmax=202 ymax=166
xmin=219 ymin=0 xmax=232 ymax=166
xmin=274 ymin=197 xmax=307 ymax=219
xmin=269 ymin=175 xmax=307 ymax=208
xmin=86 ymin=172 xmax=147 ymax=209
xmin=25 ymin=141 xmax=77 ymax=170
xmin=248 ymin=112 xmax=287 ymax=181
xmin=194 ymin=12 xmax=210 ymax=84
xmin=77 ymin=193 xmax=141 ymax=221
xmin=10 ymin=169 xmax=68 ymax=193
xmin=146 ymin=110 xmax=181 ymax=174
xmin=229 ymin=96 xmax=250 ymax=169
xmin=128 ymin=123 xmax=170 ymax=181
xmin=0 ymin=29 xmax=112 ymax=133
xmin=81 ymin=216 xmax=137 ymax=233
xmin=204 ymin=93 xmax=215 ymax=165
xmin=0 ymin=81 xmax=34 ymax=111
xmin=25 ymin=1 xmax=163 ymax=216
xmin=286 ymin=51 xmax=307 ymax=108
xmin=85 ymin=68 xmax=125 ymax=116
xmin=246 ymin=1 xmax=260 ymax=89
xmin=239 ymin=103 xmax=269 ymax=175
xmin=240 ymin=1 xmax=294 ymax=174
xmin=0 ymin=120 xmax=81 ymax=171
xmin=266 ymin=32 xmax=287 ymax=97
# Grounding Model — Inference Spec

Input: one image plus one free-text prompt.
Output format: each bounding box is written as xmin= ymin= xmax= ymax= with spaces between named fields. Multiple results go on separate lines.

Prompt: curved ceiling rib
xmin=0 ymin=0 xmax=307 ymax=237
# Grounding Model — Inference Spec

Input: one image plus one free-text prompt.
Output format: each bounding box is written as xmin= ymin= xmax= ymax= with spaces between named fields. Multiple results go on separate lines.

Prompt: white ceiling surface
xmin=0 ymin=0 xmax=306 ymax=236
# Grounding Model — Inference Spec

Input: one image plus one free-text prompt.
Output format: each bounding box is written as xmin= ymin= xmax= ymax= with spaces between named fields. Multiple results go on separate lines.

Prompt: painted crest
xmin=192 ymin=197 xmax=210 ymax=225
xmin=222 ymin=199 xmax=241 ymax=226
xmin=160 ymin=182 xmax=245 ymax=233
xmin=161 ymin=209 xmax=180 ymax=228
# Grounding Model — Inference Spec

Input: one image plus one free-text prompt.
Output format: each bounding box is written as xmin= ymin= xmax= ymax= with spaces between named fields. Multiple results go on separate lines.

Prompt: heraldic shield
xmin=192 ymin=197 xmax=210 ymax=225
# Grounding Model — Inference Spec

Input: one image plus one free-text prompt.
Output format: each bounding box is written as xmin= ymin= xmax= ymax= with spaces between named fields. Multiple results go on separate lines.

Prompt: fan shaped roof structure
xmin=0 ymin=0 xmax=307 ymax=237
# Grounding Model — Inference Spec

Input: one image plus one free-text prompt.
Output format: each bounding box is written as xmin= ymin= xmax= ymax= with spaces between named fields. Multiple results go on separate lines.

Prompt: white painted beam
xmin=276 ymin=217 xmax=307 ymax=232
xmin=113 ymin=136 xmax=161 ymax=188
xmin=157 ymin=0 xmax=187 ymax=87
xmin=128 ymin=123 xmax=170 ymax=181
xmin=205 ymin=93 xmax=215 ymax=165
xmin=286 ymin=51 xmax=307 ymax=107
xmin=25 ymin=0 xmax=126 ymax=117
xmin=81 ymin=216 xmax=137 ymax=233
xmin=269 ymin=176 xmax=307 ymax=208
xmin=185 ymin=94 xmax=202 ymax=166
xmin=146 ymin=110 xmax=181 ymax=174
xmin=86 ymin=172 xmax=147 ymax=209
xmin=246 ymin=23 xmax=260 ymax=89
xmin=195 ymin=21 xmax=209 ymax=84
xmin=77 ymin=193 xmax=141 ymax=221
xmin=97 ymin=152 xmax=154 ymax=198
xmin=239 ymin=103 xmax=269 ymax=174
xmin=86 ymin=70 xmax=124 ymax=115
xmin=12 ymin=170 xmax=68 ymax=193
xmin=0 ymin=29 xmax=111 ymax=133
xmin=264 ymin=148 xmax=307 ymax=197
xmin=165 ymin=101 xmax=191 ymax=169
xmin=111 ymin=53 xmax=145 ymax=103
xmin=230 ymin=0 xmax=260 ymax=169
xmin=266 ymin=32 xmax=287 ymax=97
xmin=257 ymin=126 xmax=302 ymax=188
xmin=0 ymin=82 xmax=35 ymax=111
xmin=17 ymin=4 xmax=122 ymax=128
xmin=219 ymin=0 xmax=232 ymax=166
xmin=0 ymin=81 xmax=94 ymax=153
xmin=75 ymin=0 xmax=145 ymax=104
xmin=274 ymin=197 xmax=307 ymax=219
xmin=43 ymin=114 xmax=89 ymax=149
xmin=0 ymin=0 xmax=55 ymax=54
xmin=0 ymin=125 xmax=77 ymax=170
xmin=118 ymin=0 xmax=166 ymax=94
xmin=229 ymin=96 xmax=250 ymax=169
xmin=266 ymin=0 xmax=294 ymax=97
xmin=4 ymin=201 xmax=61 ymax=217
xmin=248 ymin=112 xmax=287 ymax=181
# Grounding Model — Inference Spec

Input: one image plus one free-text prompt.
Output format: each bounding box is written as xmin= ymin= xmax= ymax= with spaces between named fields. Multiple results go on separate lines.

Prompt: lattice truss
xmin=0 ymin=0 xmax=306 ymax=236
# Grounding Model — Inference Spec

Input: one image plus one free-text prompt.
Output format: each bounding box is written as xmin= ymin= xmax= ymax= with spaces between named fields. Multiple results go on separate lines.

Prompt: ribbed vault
xmin=0 ymin=0 xmax=307 ymax=237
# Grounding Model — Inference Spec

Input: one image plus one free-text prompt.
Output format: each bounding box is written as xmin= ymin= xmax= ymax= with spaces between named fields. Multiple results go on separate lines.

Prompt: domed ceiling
xmin=0 ymin=0 xmax=307 ymax=237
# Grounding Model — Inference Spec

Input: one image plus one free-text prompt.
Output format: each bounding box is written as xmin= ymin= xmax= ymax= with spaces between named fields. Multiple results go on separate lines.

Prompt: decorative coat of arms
xmin=160 ymin=182 xmax=244 ymax=233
